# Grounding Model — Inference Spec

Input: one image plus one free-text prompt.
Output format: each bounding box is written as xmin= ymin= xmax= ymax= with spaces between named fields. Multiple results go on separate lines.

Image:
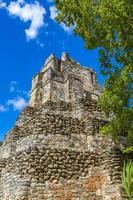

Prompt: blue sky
xmin=0 ymin=0 xmax=104 ymax=141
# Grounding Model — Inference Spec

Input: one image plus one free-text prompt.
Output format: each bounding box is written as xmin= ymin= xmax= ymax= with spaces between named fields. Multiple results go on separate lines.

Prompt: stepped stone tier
xmin=0 ymin=53 xmax=126 ymax=200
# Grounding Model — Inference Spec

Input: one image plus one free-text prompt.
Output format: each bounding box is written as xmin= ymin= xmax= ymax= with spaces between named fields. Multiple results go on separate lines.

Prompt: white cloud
xmin=36 ymin=40 xmax=44 ymax=48
xmin=0 ymin=0 xmax=6 ymax=8
xmin=0 ymin=81 xmax=29 ymax=112
xmin=49 ymin=5 xmax=58 ymax=20
xmin=22 ymin=90 xmax=30 ymax=97
xmin=2 ymin=0 xmax=46 ymax=40
xmin=9 ymin=81 xmax=29 ymax=97
xmin=0 ymin=105 xmax=6 ymax=112
xmin=9 ymin=81 xmax=18 ymax=92
xmin=49 ymin=5 xmax=74 ymax=33
xmin=7 ymin=97 xmax=28 ymax=110
xmin=60 ymin=22 xmax=74 ymax=33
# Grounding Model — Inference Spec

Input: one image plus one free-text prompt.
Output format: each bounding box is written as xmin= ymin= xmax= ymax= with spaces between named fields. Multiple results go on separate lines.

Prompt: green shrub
xmin=0 ymin=141 xmax=3 ymax=147
xmin=122 ymin=161 xmax=133 ymax=200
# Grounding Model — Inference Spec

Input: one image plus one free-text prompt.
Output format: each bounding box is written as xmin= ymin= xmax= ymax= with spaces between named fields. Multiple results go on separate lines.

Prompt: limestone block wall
xmin=51 ymin=81 xmax=65 ymax=102
xmin=0 ymin=100 xmax=125 ymax=200
xmin=70 ymin=77 xmax=84 ymax=102
xmin=29 ymin=53 xmax=99 ymax=108
xmin=42 ymin=82 xmax=51 ymax=104
xmin=41 ymin=55 xmax=60 ymax=74
xmin=30 ymin=73 xmax=42 ymax=107
xmin=0 ymin=147 xmax=123 ymax=200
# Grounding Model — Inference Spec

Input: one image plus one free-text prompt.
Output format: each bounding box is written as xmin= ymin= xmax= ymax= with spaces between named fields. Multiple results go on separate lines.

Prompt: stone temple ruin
xmin=0 ymin=53 xmax=125 ymax=199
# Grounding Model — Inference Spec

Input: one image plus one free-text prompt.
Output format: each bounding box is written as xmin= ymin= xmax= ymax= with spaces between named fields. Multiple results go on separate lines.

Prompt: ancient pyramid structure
xmin=0 ymin=53 xmax=125 ymax=199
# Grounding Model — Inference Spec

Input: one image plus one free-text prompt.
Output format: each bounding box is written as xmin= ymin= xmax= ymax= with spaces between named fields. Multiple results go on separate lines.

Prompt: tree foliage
xmin=55 ymin=0 xmax=133 ymax=152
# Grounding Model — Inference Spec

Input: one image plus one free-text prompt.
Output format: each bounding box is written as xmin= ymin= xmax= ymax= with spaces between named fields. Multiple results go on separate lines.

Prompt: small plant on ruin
xmin=0 ymin=141 xmax=3 ymax=147
xmin=122 ymin=160 xmax=133 ymax=200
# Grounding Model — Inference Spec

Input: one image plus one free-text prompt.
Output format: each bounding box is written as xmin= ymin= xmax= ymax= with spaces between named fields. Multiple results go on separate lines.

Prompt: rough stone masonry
xmin=0 ymin=53 xmax=126 ymax=200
